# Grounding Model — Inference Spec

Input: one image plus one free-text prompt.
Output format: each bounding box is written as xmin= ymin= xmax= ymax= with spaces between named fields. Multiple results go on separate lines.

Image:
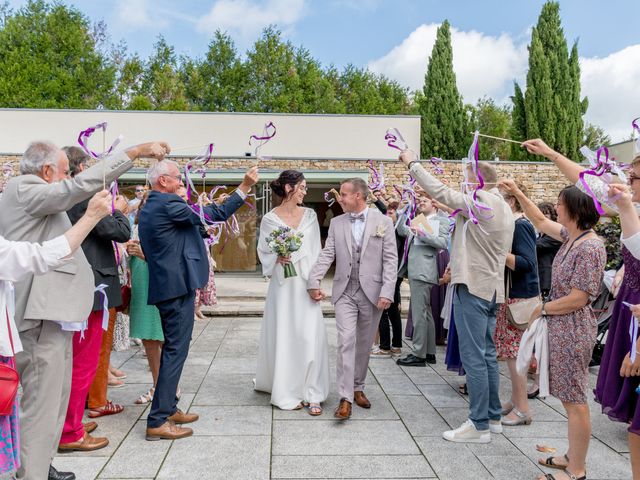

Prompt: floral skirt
xmin=495 ymin=298 xmax=526 ymax=359
xmin=196 ymin=263 xmax=217 ymax=308
xmin=0 ymin=356 xmax=19 ymax=475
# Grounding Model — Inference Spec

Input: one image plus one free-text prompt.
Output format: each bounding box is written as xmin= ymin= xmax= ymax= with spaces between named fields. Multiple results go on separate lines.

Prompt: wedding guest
xmin=396 ymin=195 xmax=448 ymax=366
xmin=373 ymin=198 xmax=405 ymax=357
xmin=128 ymin=185 xmax=145 ymax=224
xmin=128 ymin=194 xmax=164 ymax=405
xmin=500 ymin=178 xmax=605 ymax=480
xmin=57 ymin=147 xmax=131 ymax=453
xmin=399 ymin=151 xmax=514 ymax=443
xmin=139 ymin=161 xmax=258 ymax=440
xmin=495 ymin=181 xmax=539 ymax=426
xmin=524 ymin=138 xmax=640 ymax=479
xmin=0 ymin=139 xmax=168 ymax=480
xmin=0 ymin=191 xmax=112 ymax=480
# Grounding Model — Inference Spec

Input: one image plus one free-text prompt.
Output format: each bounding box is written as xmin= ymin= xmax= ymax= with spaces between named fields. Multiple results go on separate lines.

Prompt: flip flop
xmin=539 ymin=454 xmax=569 ymax=470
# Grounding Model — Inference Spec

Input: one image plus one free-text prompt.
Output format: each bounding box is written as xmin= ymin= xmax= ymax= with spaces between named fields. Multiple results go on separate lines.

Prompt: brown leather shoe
xmin=58 ymin=431 xmax=109 ymax=452
xmin=354 ymin=391 xmax=371 ymax=409
xmin=83 ymin=421 xmax=98 ymax=434
xmin=334 ymin=398 xmax=352 ymax=420
xmin=146 ymin=421 xmax=193 ymax=441
xmin=168 ymin=409 xmax=199 ymax=424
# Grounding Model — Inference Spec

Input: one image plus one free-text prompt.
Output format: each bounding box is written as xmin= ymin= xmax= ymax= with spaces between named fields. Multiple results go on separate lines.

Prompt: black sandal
xmin=458 ymin=383 xmax=468 ymax=395
xmin=538 ymin=470 xmax=586 ymax=480
xmin=538 ymin=454 xmax=569 ymax=470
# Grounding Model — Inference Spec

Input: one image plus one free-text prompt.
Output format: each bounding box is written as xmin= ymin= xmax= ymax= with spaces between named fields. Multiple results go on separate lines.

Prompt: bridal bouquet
xmin=267 ymin=226 xmax=304 ymax=278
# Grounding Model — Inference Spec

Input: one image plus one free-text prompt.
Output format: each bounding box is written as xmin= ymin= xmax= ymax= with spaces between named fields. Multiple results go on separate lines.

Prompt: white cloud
xmin=368 ymin=23 xmax=640 ymax=143
xmin=196 ymin=0 xmax=306 ymax=41
xmin=367 ymin=23 xmax=528 ymax=105
xmin=581 ymin=45 xmax=640 ymax=142
xmin=115 ymin=0 xmax=169 ymax=28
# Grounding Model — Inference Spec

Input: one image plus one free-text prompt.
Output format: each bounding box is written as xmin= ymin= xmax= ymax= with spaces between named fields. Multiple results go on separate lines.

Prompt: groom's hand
xmin=377 ymin=297 xmax=392 ymax=310
xmin=307 ymin=289 xmax=323 ymax=302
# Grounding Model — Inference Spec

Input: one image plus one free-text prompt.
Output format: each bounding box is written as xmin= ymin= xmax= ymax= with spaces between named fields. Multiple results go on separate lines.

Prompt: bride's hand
xmin=276 ymin=256 xmax=291 ymax=265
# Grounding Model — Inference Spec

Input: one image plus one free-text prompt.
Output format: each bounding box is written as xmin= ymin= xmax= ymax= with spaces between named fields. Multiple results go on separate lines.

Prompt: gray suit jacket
xmin=0 ymin=152 xmax=132 ymax=330
xmin=396 ymin=214 xmax=449 ymax=284
xmin=307 ymin=208 xmax=398 ymax=305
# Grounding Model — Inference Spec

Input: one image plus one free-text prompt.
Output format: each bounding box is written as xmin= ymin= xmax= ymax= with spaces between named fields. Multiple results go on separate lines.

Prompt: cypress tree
xmin=419 ymin=20 xmax=467 ymax=160
xmin=510 ymin=82 xmax=527 ymax=160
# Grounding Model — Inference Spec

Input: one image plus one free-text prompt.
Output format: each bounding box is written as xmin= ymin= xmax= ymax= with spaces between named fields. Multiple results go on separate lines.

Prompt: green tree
xmin=419 ymin=20 xmax=467 ymax=159
xmin=515 ymin=1 xmax=587 ymax=161
xmin=468 ymin=97 xmax=512 ymax=160
xmin=0 ymin=0 xmax=115 ymax=108
xmin=510 ymin=82 xmax=527 ymax=160
xmin=582 ymin=122 xmax=611 ymax=150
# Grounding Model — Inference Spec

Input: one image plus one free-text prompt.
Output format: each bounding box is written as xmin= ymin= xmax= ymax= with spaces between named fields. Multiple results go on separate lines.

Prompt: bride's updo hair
xmin=270 ymin=170 xmax=305 ymax=205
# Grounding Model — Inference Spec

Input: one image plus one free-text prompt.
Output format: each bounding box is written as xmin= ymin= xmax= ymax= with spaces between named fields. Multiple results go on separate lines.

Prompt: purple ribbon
xmin=578 ymin=145 xmax=629 ymax=215
xmin=249 ymin=122 xmax=277 ymax=157
xmin=77 ymin=122 xmax=122 ymax=159
xmin=324 ymin=191 xmax=337 ymax=207
xmin=430 ymin=157 xmax=444 ymax=175
xmin=624 ymin=302 xmax=640 ymax=363
xmin=367 ymin=160 xmax=385 ymax=191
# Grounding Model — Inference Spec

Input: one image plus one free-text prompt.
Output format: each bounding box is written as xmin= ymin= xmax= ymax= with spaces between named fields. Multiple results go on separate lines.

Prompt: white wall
xmin=0 ymin=109 xmax=420 ymax=160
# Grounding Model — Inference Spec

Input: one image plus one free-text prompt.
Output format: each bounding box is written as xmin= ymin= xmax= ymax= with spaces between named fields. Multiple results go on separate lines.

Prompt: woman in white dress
xmin=255 ymin=170 xmax=330 ymax=415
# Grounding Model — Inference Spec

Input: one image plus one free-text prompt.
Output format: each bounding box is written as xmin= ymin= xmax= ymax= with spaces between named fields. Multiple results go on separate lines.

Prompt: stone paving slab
xmin=56 ymin=316 xmax=632 ymax=479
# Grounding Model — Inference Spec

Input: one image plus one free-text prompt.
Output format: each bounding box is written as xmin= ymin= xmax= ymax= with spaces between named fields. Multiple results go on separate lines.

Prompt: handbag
xmin=505 ymin=271 xmax=541 ymax=331
xmin=0 ymin=307 xmax=20 ymax=416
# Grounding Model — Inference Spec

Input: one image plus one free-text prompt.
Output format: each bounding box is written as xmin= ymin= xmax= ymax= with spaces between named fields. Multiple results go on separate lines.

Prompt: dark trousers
xmin=379 ymin=277 xmax=404 ymax=350
xmin=147 ymin=290 xmax=196 ymax=428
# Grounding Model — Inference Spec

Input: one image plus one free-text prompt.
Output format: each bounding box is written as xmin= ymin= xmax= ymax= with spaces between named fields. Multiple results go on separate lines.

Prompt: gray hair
xmin=20 ymin=141 xmax=61 ymax=175
xmin=341 ymin=177 xmax=369 ymax=198
xmin=148 ymin=160 xmax=180 ymax=186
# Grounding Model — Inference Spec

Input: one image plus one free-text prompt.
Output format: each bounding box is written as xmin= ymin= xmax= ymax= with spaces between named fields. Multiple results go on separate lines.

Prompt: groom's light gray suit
xmin=308 ymin=207 xmax=397 ymax=402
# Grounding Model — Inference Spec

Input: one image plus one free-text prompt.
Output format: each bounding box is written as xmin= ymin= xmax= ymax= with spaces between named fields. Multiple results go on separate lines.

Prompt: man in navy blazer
xmin=139 ymin=159 xmax=258 ymax=440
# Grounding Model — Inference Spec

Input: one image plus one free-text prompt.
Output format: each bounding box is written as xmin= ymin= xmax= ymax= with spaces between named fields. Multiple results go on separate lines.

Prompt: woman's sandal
xmin=538 ymin=469 xmax=586 ymax=480
xmin=539 ymin=454 xmax=569 ymax=470
xmin=458 ymin=383 xmax=468 ymax=395
xmin=88 ymin=400 xmax=125 ymax=418
xmin=292 ymin=402 xmax=304 ymax=410
xmin=306 ymin=403 xmax=323 ymax=416
xmin=135 ymin=387 xmax=155 ymax=405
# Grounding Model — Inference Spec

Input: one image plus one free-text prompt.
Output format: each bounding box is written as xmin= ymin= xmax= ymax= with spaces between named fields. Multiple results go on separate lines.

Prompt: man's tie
xmin=350 ymin=213 xmax=365 ymax=222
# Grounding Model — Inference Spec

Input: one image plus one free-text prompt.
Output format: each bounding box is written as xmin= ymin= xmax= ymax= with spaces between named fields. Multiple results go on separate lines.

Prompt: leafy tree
xmin=468 ymin=97 xmax=512 ymax=160
xmin=419 ymin=20 xmax=467 ymax=159
xmin=0 ymin=0 xmax=115 ymax=108
xmin=510 ymin=82 xmax=527 ymax=160
xmin=582 ymin=122 xmax=611 ymax=150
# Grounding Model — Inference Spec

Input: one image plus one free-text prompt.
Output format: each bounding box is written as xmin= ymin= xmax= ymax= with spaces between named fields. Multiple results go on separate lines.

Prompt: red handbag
xmin=0 ymin=307 xmax=19 ymax=416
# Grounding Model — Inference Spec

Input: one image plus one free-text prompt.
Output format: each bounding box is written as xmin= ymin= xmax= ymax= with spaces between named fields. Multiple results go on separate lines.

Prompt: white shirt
xmin=350 ymin=206 xmax=369 ymax=246
xmin=0 ymin=235 xmax=71 ymax=356
xmin=623 ymin=232 xmax=640 ymax=260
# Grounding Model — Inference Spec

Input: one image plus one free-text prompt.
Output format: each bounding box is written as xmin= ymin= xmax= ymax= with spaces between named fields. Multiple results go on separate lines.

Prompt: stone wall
xmin=1 ymin=154 xmax=573 ymax=204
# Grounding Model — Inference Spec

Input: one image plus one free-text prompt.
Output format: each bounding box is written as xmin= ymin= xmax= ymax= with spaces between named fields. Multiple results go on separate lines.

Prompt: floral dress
xmin=547 ymin=228 xmax=605 ymax=403
xmin=0 ymin=355 xmax=19 ymax=475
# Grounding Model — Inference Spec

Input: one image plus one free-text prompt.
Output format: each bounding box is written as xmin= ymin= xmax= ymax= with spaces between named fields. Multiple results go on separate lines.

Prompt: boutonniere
xmin=375 ymin=224 xmax=387 ymax=238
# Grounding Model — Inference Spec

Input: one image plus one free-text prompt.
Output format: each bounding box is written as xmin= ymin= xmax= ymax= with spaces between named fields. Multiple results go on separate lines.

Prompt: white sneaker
xmin=489 ymin=419 xmax=503 ymax=434
xmin=443 ymin=419 xmax=491 ymax=443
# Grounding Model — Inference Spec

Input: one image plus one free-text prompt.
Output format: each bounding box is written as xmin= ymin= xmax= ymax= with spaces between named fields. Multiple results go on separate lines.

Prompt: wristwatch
xmin=540 ymin=301 xmax=548 ymax=316
xmin=408 ymin=160 xmax=419 ymax=169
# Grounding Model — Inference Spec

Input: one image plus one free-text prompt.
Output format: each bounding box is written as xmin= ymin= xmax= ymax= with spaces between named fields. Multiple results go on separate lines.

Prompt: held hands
xmin=307 ymin=289 xmax=326 ymax=302
xmin=377 ymin=297 xmax=392 ymax=310
xmin=521 ymin=139 xmax=555 ymax=159
xmin=86 ymin=190 xmax=113 ymax=220
xmin=126 ymin=142 xmax=171 ymax=160
xmin=239 ymin=166 xmax=259 ymax=194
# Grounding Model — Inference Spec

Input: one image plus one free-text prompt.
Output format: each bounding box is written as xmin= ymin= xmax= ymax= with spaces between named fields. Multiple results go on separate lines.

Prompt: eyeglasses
xmin=135 ymin=188 xmax=144 ymax=192
xmin=629 ymin=174 xmax=640 ymax=184
xmin=161 ymin=174 xmax=182 ymax=182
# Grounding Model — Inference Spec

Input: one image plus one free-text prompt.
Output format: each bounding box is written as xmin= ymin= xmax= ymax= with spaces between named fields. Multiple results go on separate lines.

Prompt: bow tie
xmin=350 ymin=213 xmax=365 ymax=222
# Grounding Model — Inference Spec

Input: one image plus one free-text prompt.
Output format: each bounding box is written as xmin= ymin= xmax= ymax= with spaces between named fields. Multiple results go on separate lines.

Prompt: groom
xmin=308 ymin=178 xmax=397 ymax=420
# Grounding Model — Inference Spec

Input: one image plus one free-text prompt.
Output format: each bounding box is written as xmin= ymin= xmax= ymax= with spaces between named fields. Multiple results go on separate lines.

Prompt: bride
xmin=254 ymin=170 xmax=330 ymax=415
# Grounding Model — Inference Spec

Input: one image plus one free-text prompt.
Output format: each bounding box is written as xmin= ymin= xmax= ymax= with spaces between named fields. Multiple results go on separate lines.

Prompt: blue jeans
xmin=453 ymin=284 xmax=501 ymax=431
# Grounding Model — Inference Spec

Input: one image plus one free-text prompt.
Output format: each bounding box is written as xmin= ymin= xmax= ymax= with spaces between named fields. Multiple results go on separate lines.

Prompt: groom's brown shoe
xmin=334 ymin=398 xmax=352 ymax=420
xmin=354 ymin=391 xmax=371 ymax=409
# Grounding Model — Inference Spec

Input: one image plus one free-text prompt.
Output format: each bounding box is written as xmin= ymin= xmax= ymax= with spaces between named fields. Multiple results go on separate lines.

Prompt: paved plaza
xmin=52 ymin=314 xmax=632 ymax=480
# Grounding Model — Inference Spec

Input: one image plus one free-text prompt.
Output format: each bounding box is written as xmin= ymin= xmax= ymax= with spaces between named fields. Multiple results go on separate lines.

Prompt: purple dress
xmin=595 ymin=245 xmax=640 ymax=433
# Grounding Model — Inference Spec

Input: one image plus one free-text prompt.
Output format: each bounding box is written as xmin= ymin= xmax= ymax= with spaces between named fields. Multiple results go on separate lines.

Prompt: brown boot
xmin=83 ymin=421 xmax=98 ymax=434
xmin=334 ymin=398 xmax=352 ymax=420
xmin=354 ymin=391 xmax=371 ymax=409
xmin=168 ymin=409 xmax=199 ymax=424
xmin=146 ymin=421 xmax=193 ymax=441
xmin=58 ymin=431 xmax=109 ymax=452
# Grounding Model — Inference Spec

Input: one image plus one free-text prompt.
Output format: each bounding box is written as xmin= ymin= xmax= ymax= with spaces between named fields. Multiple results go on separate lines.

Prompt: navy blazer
xmin=139 ymin=190 xmax=245 ymax=305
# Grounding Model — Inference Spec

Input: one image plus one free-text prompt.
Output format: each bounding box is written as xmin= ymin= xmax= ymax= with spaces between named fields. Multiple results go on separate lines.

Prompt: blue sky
xmin=7 ymin=0 xmax=640 ymax=141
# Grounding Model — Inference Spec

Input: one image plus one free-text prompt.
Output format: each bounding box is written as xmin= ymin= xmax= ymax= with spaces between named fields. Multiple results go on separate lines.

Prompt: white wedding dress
xmin=254 ymin=208 xmax=330 ymax=409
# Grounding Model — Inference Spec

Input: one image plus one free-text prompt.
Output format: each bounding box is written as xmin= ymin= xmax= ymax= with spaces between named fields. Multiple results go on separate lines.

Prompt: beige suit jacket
xmin=409 ymin=163 xmax=514 ymax=303
xmin=307 ymin=208 xmax=398 ymax=305
xmin=0 ymin=152 xmax=132 ymax=330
